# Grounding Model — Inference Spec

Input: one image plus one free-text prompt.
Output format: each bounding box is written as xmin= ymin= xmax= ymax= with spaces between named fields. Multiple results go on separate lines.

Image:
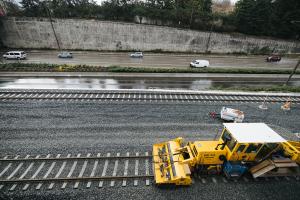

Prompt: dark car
xmin=266 ymin=55 xmax=281 ymax=62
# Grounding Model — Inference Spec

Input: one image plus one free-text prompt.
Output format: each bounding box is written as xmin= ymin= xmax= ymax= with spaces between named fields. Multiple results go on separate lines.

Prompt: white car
xmin=190 ymin=60 xmax=209 ymax=68
xmin=3 ymin=51 xmax=27 ymax=60
xmin=58 ymin=52 xmax=73 ymax=58
xmin=130 ymin=52 xmax=143 ymax=58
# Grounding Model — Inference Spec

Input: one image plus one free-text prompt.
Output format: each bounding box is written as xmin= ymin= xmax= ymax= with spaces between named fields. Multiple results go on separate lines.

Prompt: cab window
xmin=245 ymin=144 xmax=262 ymax=153
xmin=222 ymin=129 xmax=236 ymax=151
xmin=237 ymin=144 xmax=246 ymax=152
xmin=227 ymin=139 xmax=237 ymax=151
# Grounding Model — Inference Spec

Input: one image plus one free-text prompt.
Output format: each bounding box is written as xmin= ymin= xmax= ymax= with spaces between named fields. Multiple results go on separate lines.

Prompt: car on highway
xmin=58 ymin=52 xmax=73 ymax=58
xmin=266 ymin=54 xmax=281 ymax=62
xmin=190 ymin=60 xmax=209 ymax=68
xmin=130 ymin=52 xmax=143 ymax=58
xmin=3 ymin=51 xmax=27 ymax=60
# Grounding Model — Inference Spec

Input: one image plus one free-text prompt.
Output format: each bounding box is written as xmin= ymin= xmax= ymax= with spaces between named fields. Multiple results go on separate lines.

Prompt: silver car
xmin=58 ymin=52 xmax=73 ymax=58
xmin=130 ymin=52 xmax=143 ymax=58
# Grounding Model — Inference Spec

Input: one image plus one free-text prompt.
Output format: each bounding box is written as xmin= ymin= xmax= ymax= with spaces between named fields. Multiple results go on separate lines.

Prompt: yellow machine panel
xmin=153 ymin=138 xmax=194 ymax=185
xmin=191 ymin=141 xmax=227 ymax=165
xmin=153 ymin=123 xmax=300 ymax=186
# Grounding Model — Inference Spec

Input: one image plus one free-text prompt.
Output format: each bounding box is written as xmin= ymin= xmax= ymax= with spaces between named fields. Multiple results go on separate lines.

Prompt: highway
xmin=0 ymin=94 xmax=299 ymax=199
xmin=1 ymin=50 xmax=298 ymax=69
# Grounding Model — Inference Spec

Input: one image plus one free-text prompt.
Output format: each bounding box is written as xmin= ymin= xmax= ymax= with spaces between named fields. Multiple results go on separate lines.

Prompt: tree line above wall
xmin=2 ymin=0 xmax=300 ymax=40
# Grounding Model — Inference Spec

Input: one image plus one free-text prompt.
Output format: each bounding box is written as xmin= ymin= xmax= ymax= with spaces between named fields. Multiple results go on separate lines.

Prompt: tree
xmin=1 ymin=0 xmax=21 ymax=16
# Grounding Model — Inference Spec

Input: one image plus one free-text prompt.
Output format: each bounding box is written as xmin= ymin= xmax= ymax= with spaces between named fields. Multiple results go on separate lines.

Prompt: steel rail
xmin=1 ymin=91 xmax=299 ymax=103
xmin=0 ymin=175 xmax=154 ymax=183
xmin=0 ymin=155 xmax=152 ymax=162
xmin=0 ymin=96 xmax=298 ymax=103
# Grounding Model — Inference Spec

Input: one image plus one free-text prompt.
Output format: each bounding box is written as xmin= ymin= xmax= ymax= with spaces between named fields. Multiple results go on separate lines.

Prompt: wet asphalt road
xmin=1 ymin=50 xmax=298 ymax=69
xmin=0 ymin=99 xmax=299 ymax=200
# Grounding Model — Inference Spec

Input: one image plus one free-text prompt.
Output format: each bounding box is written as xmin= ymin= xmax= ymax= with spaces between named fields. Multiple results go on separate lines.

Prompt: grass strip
xmin=210 ymin=85 xmax=300 ymax=93
xmin=0 ymin=63 xmax=299 ymax=74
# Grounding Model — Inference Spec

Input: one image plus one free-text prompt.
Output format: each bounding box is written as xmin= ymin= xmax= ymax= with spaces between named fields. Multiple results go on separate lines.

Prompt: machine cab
xmin=219 ymin=123 xmax=286 ymax=162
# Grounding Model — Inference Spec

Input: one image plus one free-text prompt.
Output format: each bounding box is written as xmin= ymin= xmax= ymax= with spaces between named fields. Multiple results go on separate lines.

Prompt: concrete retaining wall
xmin=1 ymin=17 xmax=299 ymax=53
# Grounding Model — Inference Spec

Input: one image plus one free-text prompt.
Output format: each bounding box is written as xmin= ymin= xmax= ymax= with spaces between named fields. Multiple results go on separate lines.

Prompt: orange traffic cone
xmin=281 ymin=98 xmax=291 ymax=111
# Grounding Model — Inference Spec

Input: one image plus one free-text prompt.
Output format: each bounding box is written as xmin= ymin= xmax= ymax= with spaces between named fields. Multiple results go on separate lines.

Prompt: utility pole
xmin=43 ymin=1 xmax=61 ymax=50
xmin=285 ymin=59 xmax=300 ymax=85
xmin=205 ymin=21 xmax=213 ymax=53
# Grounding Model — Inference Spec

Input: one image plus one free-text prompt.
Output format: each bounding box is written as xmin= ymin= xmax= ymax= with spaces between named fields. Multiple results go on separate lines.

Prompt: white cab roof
xmin=223 ymin=123 xmax=286 ymax=143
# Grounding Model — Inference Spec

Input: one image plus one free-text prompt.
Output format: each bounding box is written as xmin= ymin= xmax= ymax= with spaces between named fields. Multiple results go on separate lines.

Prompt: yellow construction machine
xmin=153 ymin=123 xmax=300 ymax=185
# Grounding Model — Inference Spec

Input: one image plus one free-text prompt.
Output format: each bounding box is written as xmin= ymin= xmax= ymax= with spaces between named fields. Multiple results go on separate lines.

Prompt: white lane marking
xmin=145 ymin=152 xmax=150 ymax=186
xmin=87 ymin=153 xmax=101 ymax=188
xmin=222 ymin=177 xmax=228 ymax=183
xmin=201 ymin=178 xmax=206 ymax=184
xmin=110 ymin=153 xmax=120 ymax=187
xmin=74 ymin=153 xmax=90 ymax=188
xmin=122 ymin=152 xmax=129 ymax=187
xmin=99 ymin=153 xmax=110 ymax=188
xmin=134 ymin=152 xmax=139 ymax=186
xmin=7 ymin=163 xmax=23 ymax=180
xmin=48 ymin=154 xmax=70 ymax=189
xmin=0 ymin=163 xmax=12 ymax=177
xmin=61 ymin=154 xmax=80 ymax=189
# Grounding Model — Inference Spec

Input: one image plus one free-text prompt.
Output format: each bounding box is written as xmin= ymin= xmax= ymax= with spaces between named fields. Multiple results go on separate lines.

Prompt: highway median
xmin=0 ymin=63 xmax=299 ymax=74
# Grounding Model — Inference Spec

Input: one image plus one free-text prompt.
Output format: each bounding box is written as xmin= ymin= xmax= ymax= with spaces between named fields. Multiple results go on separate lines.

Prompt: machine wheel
xmin=219 ymin=155 xmax=226 ymax=161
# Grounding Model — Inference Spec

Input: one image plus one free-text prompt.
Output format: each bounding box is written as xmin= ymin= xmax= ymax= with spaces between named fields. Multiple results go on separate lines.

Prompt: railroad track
xmin=0 ymin=152 xmax=153 ymax=191
xmin=0 ymin=152 xmax=299 ymax=191
xmin=0 ymin=89 xmax=300 ymax=104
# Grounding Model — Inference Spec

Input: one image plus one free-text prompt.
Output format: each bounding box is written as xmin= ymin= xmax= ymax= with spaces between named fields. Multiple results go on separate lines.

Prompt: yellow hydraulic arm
xmin=282 ymin=141 xmax=300 ymax=164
